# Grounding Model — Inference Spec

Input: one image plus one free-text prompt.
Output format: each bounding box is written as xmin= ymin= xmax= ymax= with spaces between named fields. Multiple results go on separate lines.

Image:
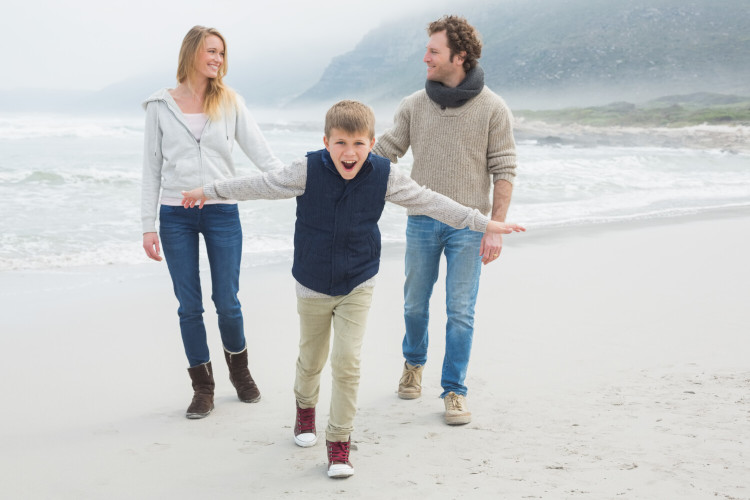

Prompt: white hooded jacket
xmin=141 ymin=88 xmax=283 ymax=233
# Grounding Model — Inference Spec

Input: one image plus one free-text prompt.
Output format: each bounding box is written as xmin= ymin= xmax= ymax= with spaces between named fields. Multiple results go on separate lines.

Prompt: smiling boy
xmin=181 ymin=100 xmax=524 ymax=478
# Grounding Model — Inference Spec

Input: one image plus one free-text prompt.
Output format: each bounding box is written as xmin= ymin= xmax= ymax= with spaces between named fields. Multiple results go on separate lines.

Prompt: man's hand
xmin=480 ymin=221 xmax=525 ymax=265
xmin=479 ymin=231 xmax=502 ymax=265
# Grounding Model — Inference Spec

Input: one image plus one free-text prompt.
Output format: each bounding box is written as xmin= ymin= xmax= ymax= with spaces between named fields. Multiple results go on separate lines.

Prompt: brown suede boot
xmin=224 ymin=347 xmax=261 ymax=403
xmin=186 ymin=361 xmax=215 ymax=419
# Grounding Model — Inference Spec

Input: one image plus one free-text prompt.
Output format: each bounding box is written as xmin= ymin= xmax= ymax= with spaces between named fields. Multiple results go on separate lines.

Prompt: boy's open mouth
xmin=342 ymin=160 xmax=357 ymax=171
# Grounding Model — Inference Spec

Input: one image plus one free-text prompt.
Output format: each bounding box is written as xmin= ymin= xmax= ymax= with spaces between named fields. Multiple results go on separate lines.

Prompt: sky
xmin=2 ymin=0 xmax=455 ymax=92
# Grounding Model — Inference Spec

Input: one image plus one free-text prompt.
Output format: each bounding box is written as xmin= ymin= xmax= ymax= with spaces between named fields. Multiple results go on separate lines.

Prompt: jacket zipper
xmin=162 ymin=99 xmax=208 ymax=189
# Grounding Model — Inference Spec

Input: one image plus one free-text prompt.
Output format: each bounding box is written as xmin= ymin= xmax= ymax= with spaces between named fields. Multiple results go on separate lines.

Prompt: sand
xmin=1 ymin=210 xmax=748 ymax=499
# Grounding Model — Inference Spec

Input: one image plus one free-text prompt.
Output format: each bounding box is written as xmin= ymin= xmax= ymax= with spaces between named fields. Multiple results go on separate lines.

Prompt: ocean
xmin=2 ymin=113 xmax=749 ymax=272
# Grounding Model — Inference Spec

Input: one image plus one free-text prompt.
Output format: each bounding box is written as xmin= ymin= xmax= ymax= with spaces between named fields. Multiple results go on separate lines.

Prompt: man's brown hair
xmin=427 ymin=15 xmax=482 ymax=72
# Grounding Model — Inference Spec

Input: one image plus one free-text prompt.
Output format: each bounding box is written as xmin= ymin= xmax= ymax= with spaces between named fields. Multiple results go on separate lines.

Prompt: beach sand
xmin=1 ymin=211 xmax=748 ymax=499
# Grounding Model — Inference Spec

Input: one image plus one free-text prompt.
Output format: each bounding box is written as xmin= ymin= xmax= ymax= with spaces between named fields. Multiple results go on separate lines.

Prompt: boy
xmin=181 ymin=100 xmax=524 ymax=478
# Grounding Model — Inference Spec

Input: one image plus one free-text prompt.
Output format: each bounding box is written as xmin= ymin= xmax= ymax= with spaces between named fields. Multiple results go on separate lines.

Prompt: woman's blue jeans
xmin=159 ymin=204 xmax=246 ymax=367
xmin=403 ymin=215 xmax=483 ymax=397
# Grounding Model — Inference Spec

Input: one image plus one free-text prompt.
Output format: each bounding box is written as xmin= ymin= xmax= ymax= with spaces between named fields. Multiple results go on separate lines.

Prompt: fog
xmin=2 ymin=0 xmax=451 ymax=92
xmin=4 ymin=0 xmax=745 ymax=116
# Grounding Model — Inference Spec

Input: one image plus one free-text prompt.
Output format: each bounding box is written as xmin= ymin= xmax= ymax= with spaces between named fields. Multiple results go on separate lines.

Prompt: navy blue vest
xmin=292 ymin=149 xmax=391 ymax=296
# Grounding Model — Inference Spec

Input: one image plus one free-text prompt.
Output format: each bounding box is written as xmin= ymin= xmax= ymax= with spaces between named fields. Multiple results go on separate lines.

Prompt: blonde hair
xmin=176 ymin=26 xmax=236 ymax=120
xmin=324 ymin=100 xmax=376 ymax=139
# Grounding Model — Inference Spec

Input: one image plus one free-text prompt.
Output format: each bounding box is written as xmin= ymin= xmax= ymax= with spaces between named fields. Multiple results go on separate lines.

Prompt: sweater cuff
xmin=203 ymin=183 xmax=218 ymax=200
xmin=142 ymin=219 xmax=157 ymax=234
xmin=492 ymin=172 xmax=515 ymax=185
xmin=476 ymin=214 xmax=490 ymax=232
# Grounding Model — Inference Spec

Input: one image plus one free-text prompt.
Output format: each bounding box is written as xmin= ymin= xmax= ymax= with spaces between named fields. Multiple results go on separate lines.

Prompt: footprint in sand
xmin=238 ymin=441 xmax=274 ymax=453
xmin=147 ymin=443 xmax=170 ymax=452
xmin=92 ymin=425 xmax=119 ymax=436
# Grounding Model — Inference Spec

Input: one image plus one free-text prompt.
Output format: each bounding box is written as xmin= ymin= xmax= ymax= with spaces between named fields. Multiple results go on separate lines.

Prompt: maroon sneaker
xmin=326 ymin=439 xmax=354 ymax=478
xmin=294 ymin=402 xmax=317 ymax=447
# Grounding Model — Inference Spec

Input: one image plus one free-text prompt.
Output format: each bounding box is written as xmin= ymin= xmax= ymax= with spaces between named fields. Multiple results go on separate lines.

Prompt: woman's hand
xmin=181 ymin=188 xmax=207 ymax=209
xmin=143 ymin=232 xmax=162 ymax=261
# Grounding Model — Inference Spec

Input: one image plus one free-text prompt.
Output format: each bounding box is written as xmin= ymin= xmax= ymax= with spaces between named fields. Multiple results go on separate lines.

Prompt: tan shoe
xmin=444 ymin=391 xmax=471 ymax=425
xmin=398 ymin=361 xmax=423 ymax=399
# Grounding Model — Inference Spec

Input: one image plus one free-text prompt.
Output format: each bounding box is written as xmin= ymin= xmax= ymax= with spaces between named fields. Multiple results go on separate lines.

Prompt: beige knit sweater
xmin=373 ymin=87 xmax=517 ymax=216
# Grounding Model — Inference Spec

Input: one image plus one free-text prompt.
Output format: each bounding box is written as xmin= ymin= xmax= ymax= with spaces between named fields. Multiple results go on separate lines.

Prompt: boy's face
xmin=323 ymin=128 xmax=375 ymax=180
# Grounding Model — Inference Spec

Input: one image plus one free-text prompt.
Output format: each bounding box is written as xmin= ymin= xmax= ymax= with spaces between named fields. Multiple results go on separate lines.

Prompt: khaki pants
xmin=294 ymin=287 xmax=373 ymax=442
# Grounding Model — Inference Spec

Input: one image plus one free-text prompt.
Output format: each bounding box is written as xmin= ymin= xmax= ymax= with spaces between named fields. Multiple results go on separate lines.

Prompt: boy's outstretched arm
xmin=180 ymin=158 xmax=308 ymax=209
xmin=386 ymin=167 xmax=525 ymax=239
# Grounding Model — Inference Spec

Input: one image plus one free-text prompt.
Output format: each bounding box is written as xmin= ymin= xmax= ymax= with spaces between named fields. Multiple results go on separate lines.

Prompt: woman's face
xmin=194 ymin=35 xmax=224 ymax=80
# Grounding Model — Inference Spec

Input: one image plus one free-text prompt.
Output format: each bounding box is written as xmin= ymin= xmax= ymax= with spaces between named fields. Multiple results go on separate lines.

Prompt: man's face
xmin=423 ymin=30 xmax=464 ymax=85
xmin=323 ymin=128 xmax=375 ymax=180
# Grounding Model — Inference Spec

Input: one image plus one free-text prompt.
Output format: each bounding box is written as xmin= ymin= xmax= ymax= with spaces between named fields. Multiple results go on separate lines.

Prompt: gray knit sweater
xmin=372 ymin=87 xmax=517 ymax=216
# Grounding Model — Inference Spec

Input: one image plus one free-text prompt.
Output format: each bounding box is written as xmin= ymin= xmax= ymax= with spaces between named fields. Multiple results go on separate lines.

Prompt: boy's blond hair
xmin=324 ymin=100 xmax=376 ymax=139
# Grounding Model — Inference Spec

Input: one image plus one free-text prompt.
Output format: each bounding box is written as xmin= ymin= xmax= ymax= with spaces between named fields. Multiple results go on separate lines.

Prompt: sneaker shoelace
xmin=327 ymin=440 xmax=351 ymax=464
xmin=296 ymin=407 xmax=315 ymax=433
xmin=401 ymin=366 xmax=421 ymax=387
xmin=447 ymin=393 xmax=465 ymax=411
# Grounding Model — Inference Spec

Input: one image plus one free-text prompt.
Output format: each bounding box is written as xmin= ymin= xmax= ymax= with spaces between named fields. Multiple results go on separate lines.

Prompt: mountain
xmin=292 ymin=0 xmax=750 ymax=109
xmin=3 ymin=0 xmax=748 ymax=114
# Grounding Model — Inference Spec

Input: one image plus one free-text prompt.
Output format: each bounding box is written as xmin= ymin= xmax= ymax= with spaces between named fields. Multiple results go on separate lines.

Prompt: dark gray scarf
xmin=425 ymin=64 xmax=485 ymax=108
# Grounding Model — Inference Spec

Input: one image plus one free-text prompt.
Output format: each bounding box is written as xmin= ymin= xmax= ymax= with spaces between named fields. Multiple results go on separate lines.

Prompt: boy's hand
xmin=488 ymin=221 xmax=525 ymax=234
xmin=181 ymin=188 xmax=207 ymax=209
xmin=480 ymin=221 xmax=526 ymax=265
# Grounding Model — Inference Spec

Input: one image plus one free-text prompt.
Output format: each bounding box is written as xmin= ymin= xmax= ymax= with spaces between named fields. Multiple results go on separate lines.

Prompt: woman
xmin=141 ymin=26 xmax=284 ymax=419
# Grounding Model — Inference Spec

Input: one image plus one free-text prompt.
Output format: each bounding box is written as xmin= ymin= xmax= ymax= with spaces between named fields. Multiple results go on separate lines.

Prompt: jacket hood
xmin=142 ymin=88 xmax=172 ymax=110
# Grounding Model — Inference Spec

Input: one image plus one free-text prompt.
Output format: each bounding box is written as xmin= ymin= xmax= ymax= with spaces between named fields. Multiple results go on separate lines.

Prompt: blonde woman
xmin=141 ymin=26 xmax=283 ymax=419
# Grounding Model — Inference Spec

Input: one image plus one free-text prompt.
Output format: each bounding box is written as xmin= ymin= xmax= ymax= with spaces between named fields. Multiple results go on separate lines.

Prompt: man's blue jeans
xmin=159 ymin=204 xmax=246 ymax=367
xmin=403 ymin=215 xmax=483 ymax=397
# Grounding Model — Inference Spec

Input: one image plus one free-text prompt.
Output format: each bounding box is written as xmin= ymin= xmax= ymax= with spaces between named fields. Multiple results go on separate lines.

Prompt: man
xmin=373 ymin=15 xmax=517 ymax=425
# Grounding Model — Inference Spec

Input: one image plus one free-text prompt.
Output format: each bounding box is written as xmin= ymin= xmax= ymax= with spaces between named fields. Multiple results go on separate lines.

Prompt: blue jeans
xmin=159 ymin=204 xmax=245 ymax=367
xmin=403 ymin=215 xmax=483 ymax=397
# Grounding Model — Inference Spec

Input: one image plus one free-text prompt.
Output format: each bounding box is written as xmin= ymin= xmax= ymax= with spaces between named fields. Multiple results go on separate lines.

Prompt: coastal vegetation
xmin=515 ymin=93 xmax=750 ymax=127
